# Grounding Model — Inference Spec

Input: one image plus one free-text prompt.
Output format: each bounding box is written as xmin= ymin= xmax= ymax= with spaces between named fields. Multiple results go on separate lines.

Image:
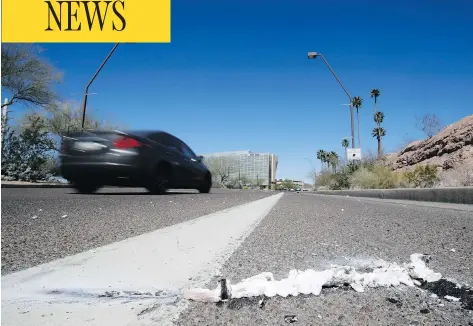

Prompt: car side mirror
xmin=197 ymin=155 xmax=204 ymax=162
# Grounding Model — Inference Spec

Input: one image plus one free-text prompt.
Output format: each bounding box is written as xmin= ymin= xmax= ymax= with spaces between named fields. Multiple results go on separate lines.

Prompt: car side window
xmin=165 ymin=135 xmax=184 ymax=154
xmin=148 ymin=133 xmax=179 ymax=152
xmin=180 ymin=142 xmax=196 ymax=159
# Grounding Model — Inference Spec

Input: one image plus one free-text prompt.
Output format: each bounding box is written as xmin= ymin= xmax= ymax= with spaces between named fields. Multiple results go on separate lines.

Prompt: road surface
xmin=2 ymin=188 xmax=472 ymax=325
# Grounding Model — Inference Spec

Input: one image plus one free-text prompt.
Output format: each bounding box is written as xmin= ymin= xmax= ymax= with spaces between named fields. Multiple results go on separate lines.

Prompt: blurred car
xmin=295 ymin=187 xmax=301 ymax=193
xmin=59 ymin=129 xmax=212 ymax=194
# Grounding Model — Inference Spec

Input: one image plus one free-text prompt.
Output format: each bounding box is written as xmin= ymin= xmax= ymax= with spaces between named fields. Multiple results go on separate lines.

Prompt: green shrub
xmin=315 ymin=167 xmax=352 ymax=190
xmin=330 ymin=171 xmax=351 ymax=190
xmin=350 ymin=165 xmax=403 ymax=189
xmin=1 ymin=114 xmax=55 ymax=182
xmin=403 ymin=164 xmax=439 ymax=188
xmin=315 ymin=170 xmax=334 ymax=189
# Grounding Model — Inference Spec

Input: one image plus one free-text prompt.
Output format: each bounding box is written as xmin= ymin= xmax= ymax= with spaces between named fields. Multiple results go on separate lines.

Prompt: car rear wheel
xmin=198 ymin=174 xmax=212 ymax=193
xmin=146 ymin=163 xmax=172 ymax=195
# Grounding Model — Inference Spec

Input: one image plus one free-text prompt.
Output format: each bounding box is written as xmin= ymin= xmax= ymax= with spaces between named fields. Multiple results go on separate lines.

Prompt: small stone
xmin=420 ymin=309 xmax=430 ymax=314
xmin=258 ymin=297 xmax=265 ymax=309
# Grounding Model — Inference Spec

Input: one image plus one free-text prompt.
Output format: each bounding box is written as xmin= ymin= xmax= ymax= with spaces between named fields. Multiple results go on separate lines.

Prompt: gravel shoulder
xmin=177 ymin=193 xmax=473 ymax=326
xmin=1 ymin=188 xmax=273 ymax=275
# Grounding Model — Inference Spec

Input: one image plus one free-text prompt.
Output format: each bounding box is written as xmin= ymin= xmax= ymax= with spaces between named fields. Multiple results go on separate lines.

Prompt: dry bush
xmin=403 ymin=164 xmax=439 ymax=188
xmin=350 ymin=165 xmax=404 ymax=189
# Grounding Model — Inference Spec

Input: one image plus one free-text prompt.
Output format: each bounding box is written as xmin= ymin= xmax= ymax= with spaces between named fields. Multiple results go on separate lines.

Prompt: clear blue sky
xmin=10 ymin=0 xmax=473 ymax=182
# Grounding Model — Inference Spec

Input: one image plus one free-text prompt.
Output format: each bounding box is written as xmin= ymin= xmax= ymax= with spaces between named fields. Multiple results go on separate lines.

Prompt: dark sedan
xmin=59 ymin=130 xmax=212 ymax=194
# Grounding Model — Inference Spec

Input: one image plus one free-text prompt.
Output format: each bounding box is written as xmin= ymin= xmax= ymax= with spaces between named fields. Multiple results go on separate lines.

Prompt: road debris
xmin=450 ymin=248 xmax=456 ymax=253
xmin=386 ymin=297 xmax=402 ymax=308
xmin=284 ymin=315 xmax=298 ymax=323
xmin=445 ymin=295 xmax=461 ymax=302
xmin=31 ymin=215 xmax=38 ymax=219
xmin=184 ymin=253 xmax=443 ymax=303
xmin=62 ymin=215 xmax=68 ymax=218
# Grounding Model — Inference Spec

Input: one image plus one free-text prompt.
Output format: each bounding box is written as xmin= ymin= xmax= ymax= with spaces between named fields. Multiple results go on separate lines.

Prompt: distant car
xmin=59 ymin=130 xmax=212 ymax=194
xmin=295 ymin=187 xmax=301 ymax=193
xmin=302 ymin=188 xmax=309 ymax=192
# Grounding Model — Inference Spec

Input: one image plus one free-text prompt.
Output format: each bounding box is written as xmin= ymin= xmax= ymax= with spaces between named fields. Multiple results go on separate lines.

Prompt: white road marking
xmin=2 ymin=193 xmax=283 ymax=326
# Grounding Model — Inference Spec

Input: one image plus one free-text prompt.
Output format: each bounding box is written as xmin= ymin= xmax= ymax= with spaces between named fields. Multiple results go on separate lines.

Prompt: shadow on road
xmin=67 ymin=191 xmax=201 ymax=196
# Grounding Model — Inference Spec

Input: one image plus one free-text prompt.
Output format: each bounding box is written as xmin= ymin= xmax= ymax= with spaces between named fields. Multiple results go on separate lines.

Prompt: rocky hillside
xmin=388 ymin=114 xmax=473 ymax=171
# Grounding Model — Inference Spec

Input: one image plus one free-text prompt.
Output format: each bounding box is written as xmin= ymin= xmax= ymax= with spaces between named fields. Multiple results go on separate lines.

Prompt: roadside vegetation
xmin=314 ymin=152 xmax=441 ymax=190
xmin=1 ymin=44 xmax=119 ymax=182
xmin=313 ymin=88 xmax=443 ymax=191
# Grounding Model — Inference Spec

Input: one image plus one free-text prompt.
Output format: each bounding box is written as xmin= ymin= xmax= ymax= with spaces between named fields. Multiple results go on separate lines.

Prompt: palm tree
xmin=341 ymin=139 xmax=349 ymax=159
xmin=317 ymin=149 xmax=325 ymax=169
xmin=352 ymin=96 xmax=363 ymax=148
xmin=373 ymin=111 xmax=385 ymax=159
xmin=328 ymin=151 xmax=339 ymax=172
xmin=372 ymin=126 xmax=386 ymax=159
xmin=322 ymin=151 xmax=330 ymax=169
xmin=370 ymin=89 xmax=380 ymax=115
xmin=374 ymin=111 xmax=384 ymax=126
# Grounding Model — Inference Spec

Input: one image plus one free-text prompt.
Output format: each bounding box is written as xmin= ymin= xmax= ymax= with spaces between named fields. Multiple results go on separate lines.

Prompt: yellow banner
xmin=2 ymin=0 xmax=171 ymax=43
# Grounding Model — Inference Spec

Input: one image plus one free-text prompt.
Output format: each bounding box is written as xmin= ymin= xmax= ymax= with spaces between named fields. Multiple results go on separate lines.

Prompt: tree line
xmin=1 ymin=44 xmax=119 ymax=182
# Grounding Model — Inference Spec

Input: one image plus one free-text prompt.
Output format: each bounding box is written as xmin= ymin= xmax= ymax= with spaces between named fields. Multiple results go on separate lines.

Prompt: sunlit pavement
xmin=1 ymin=188 xmax=472 ymax=325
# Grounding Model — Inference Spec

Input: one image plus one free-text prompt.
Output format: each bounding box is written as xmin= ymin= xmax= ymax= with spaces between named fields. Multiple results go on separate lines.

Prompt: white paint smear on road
xmin=1 ymin=193 xmax=283 ymax=326
xmin=184 ymin=253 xmax=442 ymax=303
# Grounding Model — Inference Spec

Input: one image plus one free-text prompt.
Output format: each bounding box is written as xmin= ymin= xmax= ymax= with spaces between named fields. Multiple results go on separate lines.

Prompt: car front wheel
xmin=198 ymin=174 xmax=211 ymax=193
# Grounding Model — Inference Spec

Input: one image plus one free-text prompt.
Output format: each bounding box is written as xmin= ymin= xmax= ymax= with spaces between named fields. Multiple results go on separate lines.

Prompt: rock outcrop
xmin=389 ymin=114 xmax=473 ymax=171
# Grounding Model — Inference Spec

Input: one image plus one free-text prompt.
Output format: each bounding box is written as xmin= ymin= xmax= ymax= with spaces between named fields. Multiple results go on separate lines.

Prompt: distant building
xmin=202 ymin=150 xmax=278 ymax=188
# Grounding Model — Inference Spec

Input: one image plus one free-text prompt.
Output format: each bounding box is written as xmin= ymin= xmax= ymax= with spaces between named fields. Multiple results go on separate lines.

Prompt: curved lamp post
xmin=308 ymin=52 xmax=355 ymax=149
xmin=81 ymin=43 xmax=120 ymax=129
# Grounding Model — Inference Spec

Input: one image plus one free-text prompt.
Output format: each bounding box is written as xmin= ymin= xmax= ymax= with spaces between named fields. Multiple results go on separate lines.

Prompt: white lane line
xmin=1 ymin=193 xmax=284 ymax=326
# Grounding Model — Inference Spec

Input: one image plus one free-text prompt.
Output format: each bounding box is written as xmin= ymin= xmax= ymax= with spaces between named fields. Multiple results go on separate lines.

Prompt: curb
xmin=1 ymin=183 xmax=72 ymax=188
xmin=312 ymin=187 xmax=473 ymax=205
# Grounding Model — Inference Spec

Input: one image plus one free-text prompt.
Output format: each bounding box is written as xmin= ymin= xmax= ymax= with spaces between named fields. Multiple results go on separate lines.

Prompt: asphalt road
xmin=1 ymin=187 xmax=273 ymax=275
xmin=2 ymin=188 xmax=473 ymax=325
xmin=177 ymin=193 xmax=473 ymax=326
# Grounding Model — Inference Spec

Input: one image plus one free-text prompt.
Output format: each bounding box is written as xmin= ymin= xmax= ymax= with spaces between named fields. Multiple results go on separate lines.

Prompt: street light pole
xmin=81 ymin=43 xmax=120 ymax=130
xmin=304 ymin=157 xmax=315 ymax=170
xmin=308 ymin=52 xmax=355 ymax=149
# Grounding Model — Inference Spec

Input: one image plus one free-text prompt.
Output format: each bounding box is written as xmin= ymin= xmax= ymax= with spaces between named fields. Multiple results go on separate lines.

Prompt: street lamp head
xmin=308 ymin=51 xmax=320 ymax=59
